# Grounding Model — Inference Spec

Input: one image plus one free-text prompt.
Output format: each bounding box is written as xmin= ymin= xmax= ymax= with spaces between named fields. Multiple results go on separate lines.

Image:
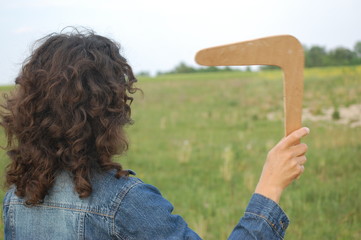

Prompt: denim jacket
xmin=3 ymin=170 xmax=289 ymax=239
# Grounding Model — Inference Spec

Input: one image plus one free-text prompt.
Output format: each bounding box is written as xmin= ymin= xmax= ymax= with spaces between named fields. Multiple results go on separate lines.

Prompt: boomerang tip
xmin=195 ymin=48 xmax=211 ymax=66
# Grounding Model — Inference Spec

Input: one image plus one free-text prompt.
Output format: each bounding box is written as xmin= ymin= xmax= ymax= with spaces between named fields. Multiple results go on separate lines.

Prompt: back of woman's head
xmin=1 ymin=29 xmax=138 ymax=205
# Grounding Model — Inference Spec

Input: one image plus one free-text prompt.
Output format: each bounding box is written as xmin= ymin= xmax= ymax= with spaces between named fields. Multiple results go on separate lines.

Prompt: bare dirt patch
xmin=267 ymin=103 xmax=361 ymax=128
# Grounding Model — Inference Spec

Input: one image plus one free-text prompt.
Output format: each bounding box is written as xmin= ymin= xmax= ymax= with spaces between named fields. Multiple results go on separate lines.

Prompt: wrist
xmin=254 ymin=183 xmax=283 ymax=204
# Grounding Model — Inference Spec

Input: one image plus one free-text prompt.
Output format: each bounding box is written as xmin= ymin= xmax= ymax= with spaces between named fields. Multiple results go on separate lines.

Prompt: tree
xmin=354 ymin=41 xmax=361 ymax=58
xmin=305 ymin=46 xmax=327 ymax=67
xmin=260 ymin=65 xmax=279 ymax=70
xmin=173 ymin=62 xmax=196 ymax=74
xmin=136 ymin=71 xmax=150 ymax=77
xmin=328 ymin=47 xmax=356 ymax=66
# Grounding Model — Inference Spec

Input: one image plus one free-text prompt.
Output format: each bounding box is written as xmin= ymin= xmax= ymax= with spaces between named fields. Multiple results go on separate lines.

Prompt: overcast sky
xmin=0 ymin=0 xmax=360 ymax=85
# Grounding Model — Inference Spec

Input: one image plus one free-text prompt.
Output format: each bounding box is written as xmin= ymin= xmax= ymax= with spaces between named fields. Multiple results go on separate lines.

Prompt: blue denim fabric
xmin=3 ymin=170 xmax=289 ymax=239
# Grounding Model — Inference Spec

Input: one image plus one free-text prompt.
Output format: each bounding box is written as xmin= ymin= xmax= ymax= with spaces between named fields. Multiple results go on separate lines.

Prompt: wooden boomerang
xmin=195 ymin=35 xmax=304 ymax=137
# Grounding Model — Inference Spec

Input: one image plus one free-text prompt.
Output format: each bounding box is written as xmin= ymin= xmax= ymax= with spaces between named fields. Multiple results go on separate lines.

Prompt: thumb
xmin=282 ymin=127 xmax=310 ymax=147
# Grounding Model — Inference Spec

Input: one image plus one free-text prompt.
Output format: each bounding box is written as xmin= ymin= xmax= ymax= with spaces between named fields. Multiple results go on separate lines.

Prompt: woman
xmin=2 ymin=30 xmax=309 ymax=239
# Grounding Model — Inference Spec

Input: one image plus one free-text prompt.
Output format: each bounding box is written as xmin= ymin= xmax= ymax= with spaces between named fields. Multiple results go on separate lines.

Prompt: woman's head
xmin=1 ymin=29 xmax=138 ymax=205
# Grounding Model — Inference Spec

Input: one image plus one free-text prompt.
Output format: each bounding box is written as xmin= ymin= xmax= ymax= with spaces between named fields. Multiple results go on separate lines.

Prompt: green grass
xmin=1 ymin=66 xmax=360 ymax=239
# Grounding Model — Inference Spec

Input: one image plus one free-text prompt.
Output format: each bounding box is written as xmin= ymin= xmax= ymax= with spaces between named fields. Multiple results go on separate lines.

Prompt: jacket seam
xmin=7 ymin=202 xmax=114 ymax=218
xmin=78 ymin=212 xmax=85 ymax=240
xmin=10 ymin=206 xmax=16 ymax=240
xmin=112 ymin=181 xmax=143 ymax=239
xmin=109 ymin=178 xmax=143 ymax=215
xmin=245 ymin=211 xmax=284 ymax=240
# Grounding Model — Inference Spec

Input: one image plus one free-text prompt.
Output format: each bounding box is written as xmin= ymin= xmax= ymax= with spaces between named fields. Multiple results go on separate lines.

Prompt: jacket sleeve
xmin=114 ymin=182 xmax=289 ymax=240
xmin=113 ymin=182 xmax=202 ymax=240
xmin=228 ymin=193 xmax=289 ymax=240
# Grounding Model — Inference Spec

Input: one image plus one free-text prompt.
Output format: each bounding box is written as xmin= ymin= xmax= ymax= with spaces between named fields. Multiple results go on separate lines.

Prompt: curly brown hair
xmin=1 ymin=29 xmax=138 ymax=205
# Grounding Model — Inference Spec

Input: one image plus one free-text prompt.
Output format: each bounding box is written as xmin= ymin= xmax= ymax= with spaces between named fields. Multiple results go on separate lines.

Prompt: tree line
xmin=304 ymin=41 xmax=361 ymax=67
xmin=149 ymin=41 xmax=361 ymax=75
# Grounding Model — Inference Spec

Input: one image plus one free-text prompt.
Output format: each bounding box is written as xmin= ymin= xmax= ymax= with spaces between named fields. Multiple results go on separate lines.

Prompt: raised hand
xmin=255 ymin=127 xmax=310 ymax=203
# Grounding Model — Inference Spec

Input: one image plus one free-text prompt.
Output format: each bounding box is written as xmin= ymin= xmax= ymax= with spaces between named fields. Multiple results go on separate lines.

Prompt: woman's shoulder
xmin=2 ymin=186 xmax=16 ymax=205
xmin=92 ymin=169 xmax=143 ymax=194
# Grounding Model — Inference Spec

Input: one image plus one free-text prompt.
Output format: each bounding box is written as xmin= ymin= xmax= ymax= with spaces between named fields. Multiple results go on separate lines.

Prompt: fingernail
xmin=304 ymin=127 xmax=310 ymax=134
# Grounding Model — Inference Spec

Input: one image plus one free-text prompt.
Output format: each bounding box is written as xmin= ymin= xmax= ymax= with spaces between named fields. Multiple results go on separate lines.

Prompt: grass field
xmin=1 ymin=65 xmax=360 ymax=239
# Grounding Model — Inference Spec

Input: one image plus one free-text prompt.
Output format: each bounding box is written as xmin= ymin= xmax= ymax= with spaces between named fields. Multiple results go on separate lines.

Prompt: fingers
xmin=298 ymin=164 xmax=305 ymax=174
xmin=295 ymin=155 xmax=307 ymax=165
xmin=295 ymin=165 xmax=305 ymax=180
xmin=291 ymin=143 xmax=308 ymax=157
xmin=281 ymin=127 xmax=310 ymax=148
xmin=294 ymin=156 xmax=307 ymax=180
